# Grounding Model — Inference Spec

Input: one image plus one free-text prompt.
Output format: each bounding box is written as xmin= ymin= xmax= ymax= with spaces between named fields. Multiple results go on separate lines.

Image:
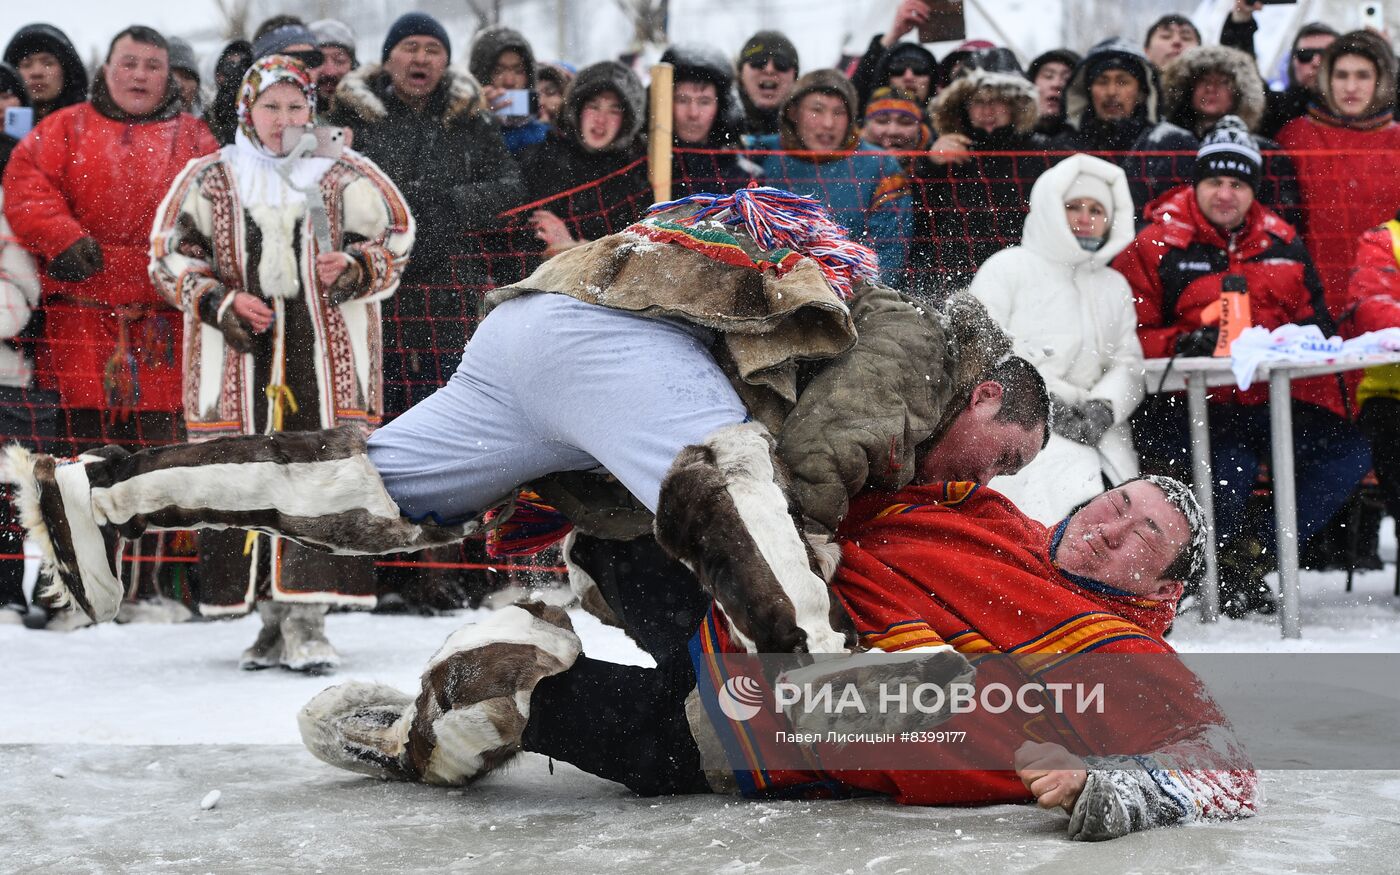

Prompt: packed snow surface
xmin=3 ymin=567 xmax=1399 ymax=872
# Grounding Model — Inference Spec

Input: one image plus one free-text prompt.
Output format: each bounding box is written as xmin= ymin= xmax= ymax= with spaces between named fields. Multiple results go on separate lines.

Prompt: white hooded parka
xmin=969 ymin=153 xmax=1145 ymax=524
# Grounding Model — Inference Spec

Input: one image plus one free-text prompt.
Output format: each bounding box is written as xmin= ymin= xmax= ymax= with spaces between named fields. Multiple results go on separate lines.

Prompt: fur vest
xmin=489 ymin=204 xmax=1009 ymax=535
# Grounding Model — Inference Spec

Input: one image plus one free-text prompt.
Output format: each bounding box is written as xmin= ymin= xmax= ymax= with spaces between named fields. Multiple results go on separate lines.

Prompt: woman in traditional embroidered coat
xmin=150 ymin=56 xmax=414 ymax=671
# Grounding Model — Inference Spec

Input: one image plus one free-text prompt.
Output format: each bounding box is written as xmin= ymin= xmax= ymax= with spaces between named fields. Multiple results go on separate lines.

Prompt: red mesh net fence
xmin=1 ymin=145 xmax=1390 ymax=607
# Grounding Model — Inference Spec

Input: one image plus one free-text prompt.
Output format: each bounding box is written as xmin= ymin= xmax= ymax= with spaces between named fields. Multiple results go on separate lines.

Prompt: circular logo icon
xmin=717 ymin=675 xmax=764 ymax=722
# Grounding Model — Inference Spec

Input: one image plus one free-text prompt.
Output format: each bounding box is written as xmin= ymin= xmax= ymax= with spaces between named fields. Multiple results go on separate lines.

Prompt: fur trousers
xmin=9 ymin=421 xmax=854 ymax=654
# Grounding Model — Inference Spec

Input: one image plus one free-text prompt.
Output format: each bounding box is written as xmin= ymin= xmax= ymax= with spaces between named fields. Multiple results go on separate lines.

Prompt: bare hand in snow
xmin=1015 ymin=741 xmax=1088 ymax=811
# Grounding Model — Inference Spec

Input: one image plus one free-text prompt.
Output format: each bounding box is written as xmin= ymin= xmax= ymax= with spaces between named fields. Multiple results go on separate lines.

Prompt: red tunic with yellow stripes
xmin=693 ymin=482 xmax=1257 ymax=817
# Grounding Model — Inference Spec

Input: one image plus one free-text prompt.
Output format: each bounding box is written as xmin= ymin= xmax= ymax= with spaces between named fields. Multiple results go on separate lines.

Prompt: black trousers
xmin=521 ymin=534 xmax=714 ymax=796
xmin=1360 ymin=397 xmax=1400 ymax=518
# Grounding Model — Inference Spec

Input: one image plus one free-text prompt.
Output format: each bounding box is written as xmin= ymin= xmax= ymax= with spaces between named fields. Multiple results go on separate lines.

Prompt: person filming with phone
xmin=470 ymin=26 xmax=550 ymax=156
xmin=148 ymin=55 xmax=415 ymax=670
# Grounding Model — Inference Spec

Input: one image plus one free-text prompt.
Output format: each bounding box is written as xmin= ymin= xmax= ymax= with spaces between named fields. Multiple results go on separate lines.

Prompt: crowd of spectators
xmin=2 ymin=1 xmax=1400 ymax=642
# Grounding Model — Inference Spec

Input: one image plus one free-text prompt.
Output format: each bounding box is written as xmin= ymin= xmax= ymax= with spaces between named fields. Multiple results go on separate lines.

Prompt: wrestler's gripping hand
xmin=1014 ymin=741 xmax=1088 ymax=811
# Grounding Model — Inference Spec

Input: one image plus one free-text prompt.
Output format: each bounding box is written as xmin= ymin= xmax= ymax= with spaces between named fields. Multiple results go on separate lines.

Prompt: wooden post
xmin=648 ymin=62 xmax=674 ymax=205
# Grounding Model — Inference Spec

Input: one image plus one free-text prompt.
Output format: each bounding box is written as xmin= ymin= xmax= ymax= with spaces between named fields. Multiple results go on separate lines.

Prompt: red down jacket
xmin=1112 ymin=184 xmax=1345 ymax=417
xmin=2 ymin=101 xmax=218 ymax=411
xmin=1277 ymin=113 xmax=1400 ymax=318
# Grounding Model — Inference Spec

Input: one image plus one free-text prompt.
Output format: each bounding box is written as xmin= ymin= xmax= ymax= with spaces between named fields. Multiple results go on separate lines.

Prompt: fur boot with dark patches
xmin=239 ymin=602 xmax=288 ymax=670
xmin=653 ymin=422 xmax=856 ymax=654
xmin=279 ymin=603 xmax=340 ymax=674
xmin=298 ymin=603 xmax=581 ymax=785
xmin=4 ymin=446 xmax=128 ymax=624
xmin=5 ymin=426 xmax=478 ymax=624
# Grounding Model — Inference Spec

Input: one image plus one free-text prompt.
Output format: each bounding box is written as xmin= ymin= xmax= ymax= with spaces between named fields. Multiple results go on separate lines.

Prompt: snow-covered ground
xmin=2 ymin=564 xmax=1399 ymax=872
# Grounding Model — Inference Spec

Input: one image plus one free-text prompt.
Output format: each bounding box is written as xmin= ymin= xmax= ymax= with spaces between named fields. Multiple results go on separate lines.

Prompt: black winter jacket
xmin=330 ymin=64 xmax=526 ymax=284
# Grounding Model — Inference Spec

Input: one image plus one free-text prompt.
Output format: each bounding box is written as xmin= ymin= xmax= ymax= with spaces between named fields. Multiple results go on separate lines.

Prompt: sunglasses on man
xmin=745 ymin=55 xmax=795 ymax=73
xmin=888 ymin=62 xmax=933 ymax=78
xmin=1293 ymin=48 xmax=1324 ymax=64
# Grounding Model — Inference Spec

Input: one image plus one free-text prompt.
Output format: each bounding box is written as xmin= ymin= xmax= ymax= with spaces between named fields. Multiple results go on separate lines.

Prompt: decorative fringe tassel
xmin=485 ymin=490 xmax=572 ymax=557
xmin=644 ymin=184 xmax=881 ymax=299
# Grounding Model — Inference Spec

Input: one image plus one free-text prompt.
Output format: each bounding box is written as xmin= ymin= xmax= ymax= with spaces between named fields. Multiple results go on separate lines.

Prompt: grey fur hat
xmin=311 ymin=19 xmax=356 ymax=57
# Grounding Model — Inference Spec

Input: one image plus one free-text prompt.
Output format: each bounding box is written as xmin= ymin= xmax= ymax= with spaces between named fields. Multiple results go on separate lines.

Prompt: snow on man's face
xmin=1058 ymin=481 xmax=1189 ymax=600
xmin=917 ymin=381 xmax=1045 ymax=486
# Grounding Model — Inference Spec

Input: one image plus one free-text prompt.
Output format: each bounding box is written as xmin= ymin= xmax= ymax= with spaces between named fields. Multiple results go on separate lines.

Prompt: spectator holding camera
xmin=3 ymin=23 xmax=87 ymax=125
xmin=470 ymin=25 xmax=550 ymax=155
xmin=848 ymin=0 xmax=940 ymax=111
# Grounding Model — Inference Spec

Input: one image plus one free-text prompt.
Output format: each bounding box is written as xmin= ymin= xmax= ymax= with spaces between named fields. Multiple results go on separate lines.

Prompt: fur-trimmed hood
xmin=931 ymin=68 xmax=1038 ymax=137
xmin=778 ymin=69 xmax=859 ymax=153
xmin=333 ymin=62 xmax=487 ymax=125
xmin=1161 ymin=45 xmax=1265 ymax=136
xmin=1063 ymin=37 xmax=1162 ymax=129
xmin=468 ymin=25 xmax=536 ymax=88
xmin=558 ymin=60 xmax=646 ymax=153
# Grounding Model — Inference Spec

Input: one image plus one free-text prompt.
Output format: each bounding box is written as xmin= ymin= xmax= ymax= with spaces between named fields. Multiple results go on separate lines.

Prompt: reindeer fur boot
xmin=298 ymin=603 xmax=581 ymax=785
xmin=4 ymin=426 xmax=477 ymax=624
xmin=239 ymin=601 xmax=288 ymax=670
xmin=653 ymin=422 xmax=855 ymax=654
xmin=279 ymin=603 xmax=340 ymax=674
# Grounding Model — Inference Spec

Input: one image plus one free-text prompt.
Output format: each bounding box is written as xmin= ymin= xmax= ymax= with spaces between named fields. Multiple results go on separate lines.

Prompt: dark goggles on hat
xmin=888 ymin=61 xmax=933 ymax=78
xmin=285 ymin=48 xmax=325 ymax=68
xmin=744 ymin=53 xmax=795 ymax=73
xmin=1293 ymin=48 xmax=1324 ymax=64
